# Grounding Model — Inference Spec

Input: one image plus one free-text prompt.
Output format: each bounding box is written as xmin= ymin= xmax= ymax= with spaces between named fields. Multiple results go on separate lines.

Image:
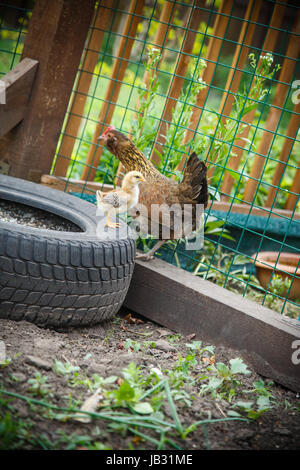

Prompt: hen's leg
xmin=136 ymin=239 xmax=166 ymax=261
xmin=105 ymin=212 xmax=121 ymax=229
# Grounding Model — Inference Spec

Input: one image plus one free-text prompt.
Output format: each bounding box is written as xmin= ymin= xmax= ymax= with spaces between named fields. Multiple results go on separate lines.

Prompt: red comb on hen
xmin=103 ymin=125 xmax=115 ymax=135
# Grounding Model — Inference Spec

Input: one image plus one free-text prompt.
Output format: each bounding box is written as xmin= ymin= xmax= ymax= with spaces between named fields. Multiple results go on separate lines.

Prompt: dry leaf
xmin=124 ymin=313 xmax=135 ymax=324
xmin=186 ymin=333 xmax=196 ymax=341
xmin=124 ymin=313 xmax=143 ymax=325
xmin=73 ymin=389 xmax=103 ymax=423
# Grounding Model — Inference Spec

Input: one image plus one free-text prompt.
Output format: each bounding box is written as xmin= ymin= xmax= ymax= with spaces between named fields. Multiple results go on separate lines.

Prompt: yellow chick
xmin=96 ymin=171 xmax=145 ymax=229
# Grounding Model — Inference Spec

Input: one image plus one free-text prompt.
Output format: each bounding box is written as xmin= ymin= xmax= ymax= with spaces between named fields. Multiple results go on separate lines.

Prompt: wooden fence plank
xmin=285 ymin=165 xmax=300 ymax=212
xmin=221 ymin=0 xmax=287 ymax=198
xmin=181 ymin=0 xmax=234 ymax=147
xmin=218 ymin=0 xmax=261 ymax=123
xmin=243 ymin=12 xmax=300 ymax=203
xmin=149 ymin=0 xmax=204 ymax=165
xmin=115 ymin=0 xmax=176 ymax=186
xmin=53 ymin=1 xmax=113 ymax=177
xmin=207 ymin=0 xmax=262 ymax=180
xmin=81 ymin=0 xmax=145 ymax=183
xmin=265 ymin=102 xmax=300 ymax=207
xmin=0 ymin=0 xmax=96 ymax=182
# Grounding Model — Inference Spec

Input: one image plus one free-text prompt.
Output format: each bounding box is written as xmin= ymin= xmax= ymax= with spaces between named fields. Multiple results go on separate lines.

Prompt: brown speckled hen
xmin=99 ymin=126 xmax=208 ymax=260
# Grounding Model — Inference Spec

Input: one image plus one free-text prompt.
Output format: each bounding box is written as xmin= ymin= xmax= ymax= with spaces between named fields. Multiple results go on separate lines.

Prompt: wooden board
xmin=0 ymin=58 xmax=38 ymax=138
xmin=124 ymin=257 xmax=300 ymax=392
xmin=41 ymin=174 xmax=113 ymax=194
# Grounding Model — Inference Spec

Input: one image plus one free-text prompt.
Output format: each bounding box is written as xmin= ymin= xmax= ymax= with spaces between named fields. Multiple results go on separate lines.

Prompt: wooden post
xmin=243 ymin=12 xmax=300 ymax=203
xmin=220 ymin=0 xmax=287 ymax=198
xmin=115 ymin=0 xmax=176 ymax=186
xmin=0 ymin=0 xmax=96 ymax=182
xmin=149 ymin=0 xmax=204 ymax=165
xmin=181 ymin=0 xmax=234 ymax=148
xmin=265 ymin=102 xmax=300 ymax=207
xmin=53 ymin=1 xmax=113 ymax=177
xmin=81 ymin=0 xmax=145 ymax=183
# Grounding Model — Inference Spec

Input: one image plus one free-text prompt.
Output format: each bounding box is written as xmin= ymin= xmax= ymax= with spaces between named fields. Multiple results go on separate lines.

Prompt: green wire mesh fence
xmin=1 ymin=0 xmax=299 ymax=318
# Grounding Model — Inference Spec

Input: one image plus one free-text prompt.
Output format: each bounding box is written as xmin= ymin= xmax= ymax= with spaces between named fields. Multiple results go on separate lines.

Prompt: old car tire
xmin=0 ymin=175 xmax=136 ymax=327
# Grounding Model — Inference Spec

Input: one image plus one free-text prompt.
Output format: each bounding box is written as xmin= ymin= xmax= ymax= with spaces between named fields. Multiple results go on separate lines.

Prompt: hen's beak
xmin=98 ymin=125 xmax=116 ymax=143
xmin=97 ymin=133 xmax=106 ymax=142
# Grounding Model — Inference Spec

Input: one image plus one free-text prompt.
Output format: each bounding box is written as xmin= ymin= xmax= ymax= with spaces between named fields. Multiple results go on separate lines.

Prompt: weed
xmin=53 ymin=360 xmax=80 ymax=377
xmin=200 ymin=357 xmax=251 ymax=402
xmin=27 ymin=372 xmax=53 ymax=398
xmin=124 ymin=338 xmax=141 ymax=353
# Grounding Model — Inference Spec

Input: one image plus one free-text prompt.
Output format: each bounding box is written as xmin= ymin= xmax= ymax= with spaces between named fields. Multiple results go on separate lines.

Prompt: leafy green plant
xmin=200 ymin=357 xmax=251 ymax=402
xmin=192 ymin=241 xmax=258 ymax=293
xmin=229 ymin=378 xmax=276 ymax=419
xmin=264 ymin=274 xmax=292 ymax=307
xmin=53 ymin=360 xmax=80 ymax=377
xmin=27 ymin=372 xmax=53 ymax=398
xmin=124 ymin=338 xmax=141 ymax=353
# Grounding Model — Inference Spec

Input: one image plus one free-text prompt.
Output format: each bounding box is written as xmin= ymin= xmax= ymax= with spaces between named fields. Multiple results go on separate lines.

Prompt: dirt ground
xmin=0 ymin=308 xmax=299 ymax=451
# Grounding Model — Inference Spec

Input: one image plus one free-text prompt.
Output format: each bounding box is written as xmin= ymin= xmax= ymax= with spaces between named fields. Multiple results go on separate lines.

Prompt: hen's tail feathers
xmin=181 ymin=152 xmax=209 ymax=208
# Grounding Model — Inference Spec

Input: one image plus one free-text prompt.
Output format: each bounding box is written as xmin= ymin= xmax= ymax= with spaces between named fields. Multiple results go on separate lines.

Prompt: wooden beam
xmin=0 ymin=0 xmax=96 ymax=182
xmin=207 ymin=200 xmax=300 ymax=221
xmin=40 ymin=174 xmax=113 ymax=194
xmin=0 ymin=58 xmax=38 ymax=138
xmin=124 ymin=257 xmax=300 ymax=392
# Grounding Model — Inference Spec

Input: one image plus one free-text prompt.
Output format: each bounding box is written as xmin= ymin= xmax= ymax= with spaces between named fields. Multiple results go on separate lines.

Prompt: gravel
xmin=0 ymin=199 xmax=82 ymax=232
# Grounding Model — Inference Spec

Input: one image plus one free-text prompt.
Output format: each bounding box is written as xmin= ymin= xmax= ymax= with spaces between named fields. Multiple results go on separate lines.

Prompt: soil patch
xmin=0 ymin=309 xmax=299 ymax=450
xmin=0 ymin=199 xmax=81 ymax=232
